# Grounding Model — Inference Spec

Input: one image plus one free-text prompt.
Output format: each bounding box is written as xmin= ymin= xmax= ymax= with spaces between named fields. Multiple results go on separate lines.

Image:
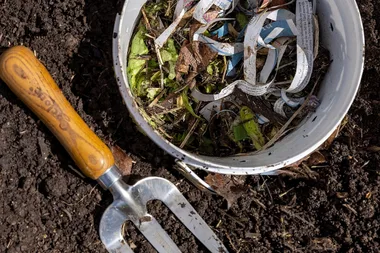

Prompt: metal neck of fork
xmin=97 ymin=165 xmax=122 ymax=189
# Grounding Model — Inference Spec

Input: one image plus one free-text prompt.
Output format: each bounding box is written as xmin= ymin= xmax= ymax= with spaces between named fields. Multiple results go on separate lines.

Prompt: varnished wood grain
xmin=0 ymin=46 xmax=114 ymax=179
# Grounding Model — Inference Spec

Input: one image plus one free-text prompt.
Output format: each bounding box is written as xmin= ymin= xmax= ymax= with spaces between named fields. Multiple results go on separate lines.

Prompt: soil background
xmin=0 ymin=0 xmax=379 ymax=252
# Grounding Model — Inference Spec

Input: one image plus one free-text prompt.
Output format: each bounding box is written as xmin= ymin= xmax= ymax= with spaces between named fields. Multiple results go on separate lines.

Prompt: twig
xmin=277 ymin=60 xmax=296 ymax=71
xmin=280 ymin=206 xmax=315 ymax=228
xmin=220 ymin=210 xmax=246 ymax=228
xmin=158 ymin=127 xmax=174 ymax=139
xmin=342 ymin=204 xmax=358 ymax=215
xmin=68 ymin=165 xmax=85 ymax=178
xmin=273 ymin=80 xmax=293 ymax=86
xmin=249 ymin=193 xmax=267 ymax=209
xmin=141 ymin=8 xmax=152 ymax=31
xmin=224 ymin=230 xmax=238 ymax=252
xmin=79 ymin=185 xmax=97 ymax=202
xmin=279 ymin=187 xmax=294 ymax=198
xmin=157 ymin=107 xmax=183 ymax=116
xmin=301 ymin=163 xmax=319 ymax=179
xmin=313 ymin=15 xmax=320 ymax=60
xmin=148 ymin=89 xmax=166 ymax=108
xmin=155 ymin=44 xmax=165 ymax=89
xmin=165 ymin=0 xmax=173 ymax=17
xmin=6 ymin=239 xmax=12 ymax=249
xmin=174 ymin=82 xmax=190 ymax=94
xmin=222 ymin=56 xmax=227 ymax=83
xmin=180 ymin=118 xmax=200 ymax=148
xmin=360 ymin=160 xmax=370 ymax=169
xmin=145 ymin=32 xmax=165 ymax=89
xmin=62 ymin=208 xmax=73 ymax=221
xmin=153 ymin=104 xmax=166 ymax=110
xmin=260 ymin=175 xmax=273 ymax=203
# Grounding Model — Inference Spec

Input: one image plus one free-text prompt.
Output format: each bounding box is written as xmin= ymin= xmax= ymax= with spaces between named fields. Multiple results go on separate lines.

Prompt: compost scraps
xmin=127 ymin=0 xmax=329 ymax=156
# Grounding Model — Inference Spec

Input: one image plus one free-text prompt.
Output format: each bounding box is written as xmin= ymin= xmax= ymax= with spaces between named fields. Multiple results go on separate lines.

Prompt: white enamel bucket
xmin=112 ymin=0 xmax=365 ymax=175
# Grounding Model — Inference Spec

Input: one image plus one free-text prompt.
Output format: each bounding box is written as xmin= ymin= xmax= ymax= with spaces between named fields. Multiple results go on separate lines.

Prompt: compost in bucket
xmin=126 ymin=0 xmax=330 ymax=157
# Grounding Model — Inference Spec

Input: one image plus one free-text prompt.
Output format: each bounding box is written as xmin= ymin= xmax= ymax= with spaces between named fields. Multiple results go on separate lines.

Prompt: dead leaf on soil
xmin=321 ymin=127 xmax=340 ymax=149
xmin=205 ymin=174 xmax=245 ymax=209
xmin=321 ymin=116 xmax=349 ymax=149
xmin=284 ymin=154 xmax=310 ymax=169
xmin=309 ymin=237 xmax=337 ymax=251
xmin=306 ymin=151 xmax=326 ymax=166
xmin=336 ymin=192 xmax=349 ymax=199
xmin=367 ymin=146 xmax=380 ymax=152
xmin=111 ymin=145 xmax=134 ymax=176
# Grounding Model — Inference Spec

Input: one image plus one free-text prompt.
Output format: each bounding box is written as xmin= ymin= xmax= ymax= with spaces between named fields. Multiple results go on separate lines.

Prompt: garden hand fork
xmin=0 ymin=46 xmax=228 ymax=253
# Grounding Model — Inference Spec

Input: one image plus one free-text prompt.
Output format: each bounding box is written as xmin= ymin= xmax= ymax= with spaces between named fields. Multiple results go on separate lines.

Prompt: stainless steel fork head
xmin=98 ymin=166 xmax=229 ymax=253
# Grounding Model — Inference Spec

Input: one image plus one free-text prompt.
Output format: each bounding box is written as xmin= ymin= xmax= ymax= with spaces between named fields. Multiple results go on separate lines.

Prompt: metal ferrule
xmin=97 ymin=165 xmax=122 ymax=189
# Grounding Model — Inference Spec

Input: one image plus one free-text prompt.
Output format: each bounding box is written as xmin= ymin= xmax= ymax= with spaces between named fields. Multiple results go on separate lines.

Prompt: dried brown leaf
xmin=175 ymin=40 xmax=217 ymax=86
xmin=309 ymin=238 xmax=337 ymax=251
xmin=192 ymin=41 xmax=218 ymax=70
xmin=204 ymin=174 xmax=245 ymax=208
xmin=285 ymin=156 xmax=309 ymax=169
xmin=189 ymin=23 xmax=202 ymax=41
xmin=176 ymin=42 xmax=198 ymax=76
xmin=111 ymin=145 xmax=134 ymax=176
xmin=321 ymin=127 xmax=339 ymax=149
xmin=307 ymin=151 xmax=326 ymax=166
xmin=336 ymin=192 xmax=349 ymax=199
xmin=368 ymin=146 xmax=380 ymax=152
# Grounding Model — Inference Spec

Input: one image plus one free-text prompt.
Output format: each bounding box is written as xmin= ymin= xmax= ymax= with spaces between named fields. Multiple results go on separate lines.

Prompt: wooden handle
xmin=0 ymin=46 xmax=115 ymax=180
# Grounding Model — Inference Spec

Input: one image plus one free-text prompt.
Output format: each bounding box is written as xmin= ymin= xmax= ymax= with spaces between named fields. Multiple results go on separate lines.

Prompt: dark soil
xmin=0 ymin=0 xmax=379 ymax=252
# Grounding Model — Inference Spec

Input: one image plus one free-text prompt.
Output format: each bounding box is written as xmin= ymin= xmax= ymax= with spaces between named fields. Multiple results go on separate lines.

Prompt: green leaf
xmin=147 ymin=88 xmax=162 ymax=101
xmin=240 ymin=106 xmax=265 ymax=150
xmin=164 ymin=78 xmax=179 ymax=89
xmin=207 ymin=64 xmax=213 ymax=75
xmin=181 ymin=89 xmax=201 ymax=119
xmin=233 ymin=124 xmax=249 ymax=141
xmin=236 ymin=13 xmax=249 ymax=28
xmin=160 ymin=39 xmax=178 ymax=80
xmin=148 ymin=59 xmax=159 ymax=69
xmin=205 ymin=83 xmax=215 ymax=94
xmin=144 ymin=2 xmax=166 ymax=17
xmin=174 ymin=132 xmax=187 ymax=143
xmin=150 ymin=71 xmax=161 ymax=82
xmin=168 ymin=61 xmax=176 ymax=80
xmin=206 ymin=59 xmax=222 ymax=77
xmin=127 ymin=25 xmax=149 ymax=96
xmin=199 ymin=137 xmax=214 ymax=155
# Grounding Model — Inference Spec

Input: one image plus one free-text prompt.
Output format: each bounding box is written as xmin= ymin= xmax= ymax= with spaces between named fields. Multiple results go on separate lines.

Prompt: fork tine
xmin=132 ymin=177 xmax=229 ymax=253
xmin=133 ymin=214 xmax=182 ymax=253
xmin=99 ymin=203 xmax=134 ymax=253
xmin=163 ymin=189 xmax=229 ymax=253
